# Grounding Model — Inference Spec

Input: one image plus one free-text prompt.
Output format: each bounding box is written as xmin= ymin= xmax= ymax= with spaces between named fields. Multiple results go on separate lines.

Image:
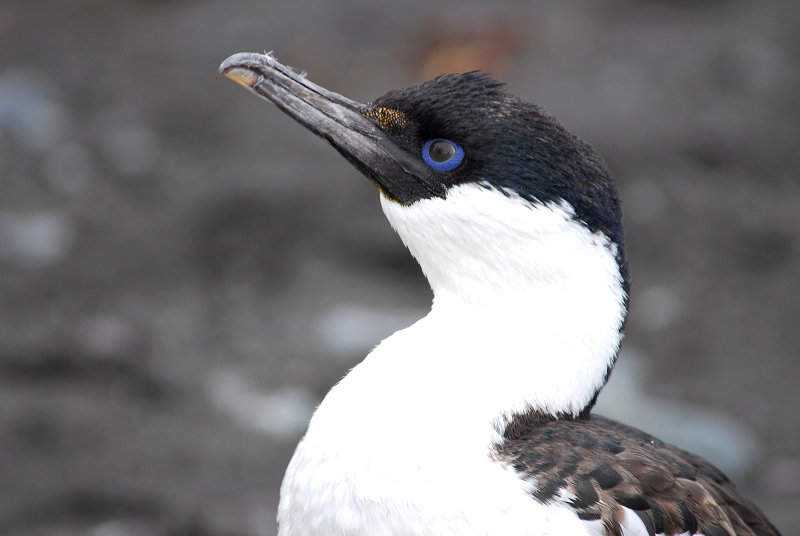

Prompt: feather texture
xmin=495 ymin=414 xmax=780 ymax=536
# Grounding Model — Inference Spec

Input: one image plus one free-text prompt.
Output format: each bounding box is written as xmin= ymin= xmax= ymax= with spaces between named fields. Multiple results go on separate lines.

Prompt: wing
xmin=494 ymin=414 xmax=781 ymax=536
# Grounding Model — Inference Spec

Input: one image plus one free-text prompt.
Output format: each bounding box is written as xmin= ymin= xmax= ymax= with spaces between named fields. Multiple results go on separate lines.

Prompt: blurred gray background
xmin=1 ymin=1 xmax=798 ymax=535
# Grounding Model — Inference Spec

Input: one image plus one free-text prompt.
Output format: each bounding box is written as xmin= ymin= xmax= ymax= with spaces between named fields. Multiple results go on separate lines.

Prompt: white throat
xmin=379 ymin=183 xmax=627 ymax=417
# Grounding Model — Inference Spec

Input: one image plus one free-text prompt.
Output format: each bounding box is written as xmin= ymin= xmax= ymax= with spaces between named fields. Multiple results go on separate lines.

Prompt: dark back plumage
xmin=496 ymin=415 xmax=781 ymax=536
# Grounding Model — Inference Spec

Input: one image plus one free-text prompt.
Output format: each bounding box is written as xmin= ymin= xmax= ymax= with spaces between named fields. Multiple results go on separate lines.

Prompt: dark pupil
xmin=429 ymin=141 xmax=456 ymax=163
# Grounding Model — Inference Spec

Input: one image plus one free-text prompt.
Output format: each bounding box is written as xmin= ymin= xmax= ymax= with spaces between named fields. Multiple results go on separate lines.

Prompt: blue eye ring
xmin=422 ymin=139 xmax=464 ymax=172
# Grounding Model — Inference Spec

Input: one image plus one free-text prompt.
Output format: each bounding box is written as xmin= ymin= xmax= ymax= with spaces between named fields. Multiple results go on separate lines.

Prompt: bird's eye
xmin=422 ymin=139 xmax=464 ymax=172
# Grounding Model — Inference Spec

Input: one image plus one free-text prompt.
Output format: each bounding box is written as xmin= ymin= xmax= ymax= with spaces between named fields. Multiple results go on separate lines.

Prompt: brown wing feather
xmin=494 ymin=414 xmax=781 ymax=536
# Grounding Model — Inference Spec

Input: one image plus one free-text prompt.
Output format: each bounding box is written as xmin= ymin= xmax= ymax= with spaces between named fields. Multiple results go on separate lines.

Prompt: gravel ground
xmin=1 ymin=1 xmax=798 ymax=535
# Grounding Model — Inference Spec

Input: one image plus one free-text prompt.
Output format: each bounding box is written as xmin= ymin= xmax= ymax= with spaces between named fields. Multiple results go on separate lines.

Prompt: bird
xmin=217 ymin=52 xmax=780 ymax=536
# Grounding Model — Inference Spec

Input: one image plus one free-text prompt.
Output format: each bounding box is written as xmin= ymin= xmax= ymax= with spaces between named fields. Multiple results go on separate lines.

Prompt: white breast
xmin=277 ymin=323 xmax=597 ymax=536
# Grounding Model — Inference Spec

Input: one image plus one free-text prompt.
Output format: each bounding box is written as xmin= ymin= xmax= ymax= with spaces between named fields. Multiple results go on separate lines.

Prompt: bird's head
xmin=219 ymin=52 xmax=628 ymax=339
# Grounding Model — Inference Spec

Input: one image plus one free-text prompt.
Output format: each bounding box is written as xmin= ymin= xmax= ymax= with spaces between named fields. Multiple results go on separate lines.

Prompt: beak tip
xmin=217 ymin=52 xmax=272 ymax=84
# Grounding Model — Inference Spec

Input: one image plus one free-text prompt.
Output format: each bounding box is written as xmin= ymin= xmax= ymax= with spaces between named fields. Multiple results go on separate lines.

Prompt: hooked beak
xmin=217 ymin=52 xmax=443 ymax=203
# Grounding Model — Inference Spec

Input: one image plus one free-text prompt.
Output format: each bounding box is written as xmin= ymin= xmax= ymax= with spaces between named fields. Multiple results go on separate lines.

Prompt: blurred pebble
xmin=542 ymin=8 xmax=595 ymax=54
xmin=733 ymin=39 xmax=790 ymax=94
xmin=100 ymin=123 xmax=160 ymax=177
xmin=160 ymin=151 xmax=207 ymax=185
xmin=635 ymin=284 xmax=682 ymax=330
xmin=315 ymin=304 xmax=426 ymax=358
xmin=597 ymin=62 xmax=649 ymax=117
xmin=596 ymin=348 xmax=761 ymax=482
xmin=78 ymin=315 xmax=137 ymax=359
xmin=42 ymin=142 xmax=94 ymax=193
xmin=697 ymin=100 xmax=747 ymax=147
xmin=0 ymin=211 xmax=76 ymax=265
xmin=207 ymin=370 xmax=317 ymax=440
xmin=87 ymin=520 xmax=150 ymax=536
xmin=0 ymin=68 xmax=69 ymax=151
xmin=624 ymin=180 xmax=668 ymax=224
xmin=758 ymin=457 xmax=800 ymax=496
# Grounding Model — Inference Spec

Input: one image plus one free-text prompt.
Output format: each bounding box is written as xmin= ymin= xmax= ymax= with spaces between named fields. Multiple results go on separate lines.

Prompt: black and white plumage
xmin=217 ymin=52 xmax=780 ymax=536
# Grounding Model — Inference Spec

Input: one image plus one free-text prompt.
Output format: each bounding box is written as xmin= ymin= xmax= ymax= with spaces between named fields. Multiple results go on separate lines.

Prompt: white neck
xmin=379 ymin=183 xmax=627 ymax=418
xmin=278 ymin=183 xmax=628 ymax=535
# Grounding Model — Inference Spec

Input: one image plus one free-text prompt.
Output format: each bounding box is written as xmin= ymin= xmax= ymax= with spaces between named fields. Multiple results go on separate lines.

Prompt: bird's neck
xmin=277 ymin=186 xmax=627 ymax=535
xmin=379 ymin=183 xmax=627 ymax=418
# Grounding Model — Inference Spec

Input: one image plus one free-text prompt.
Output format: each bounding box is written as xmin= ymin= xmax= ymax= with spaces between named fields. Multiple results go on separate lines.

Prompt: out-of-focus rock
xmin=633 ymin=284 xmax=683 ymax=331
xmin=87 ymin=519 xmax=151 ymax=536
xmin=42 ymin=143 xmax=94 ymax=194
xmin=597 ymin=62 xmax=650 ymax=118
xmin=0 ymin=68 xmax=69 ymax=151
xmin=100 ymin=123 xmax=161 ymax=177
xmin=314 ymin=304 xmax=426 ymax=358
xmin=77 ymin=315 xmax=138 ymax=360
xmin=624 ymin=180 xmax=669 ymax=224
xmin=758 ymin=457 xmax=800 ymax=496
xmin=207 ymin=369 xmax=317 ymax=440
xmin=727 ymin=39 xmax=791 ymax=94
xmin=0 ymin=211 xmax=76 ymax=266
